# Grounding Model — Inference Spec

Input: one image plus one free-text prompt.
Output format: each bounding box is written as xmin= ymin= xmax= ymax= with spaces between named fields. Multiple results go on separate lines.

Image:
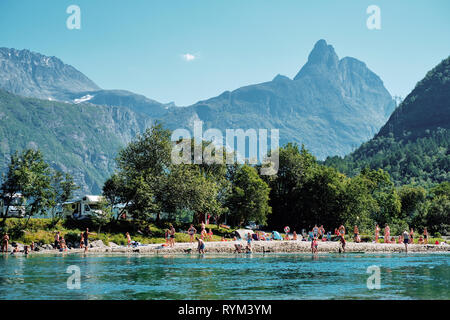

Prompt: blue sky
xmin=1 ymin=0 xmax=449 ymax=106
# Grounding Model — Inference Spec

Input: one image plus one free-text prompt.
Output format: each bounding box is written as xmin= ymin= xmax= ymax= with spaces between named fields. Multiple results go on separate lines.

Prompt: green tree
xmin=114 ymin=122 xmax=172 ymax=222
xmin=398 ymin=185 xmax=426 ymax=219
xmin=1 ymin=150 xmax=52 ymax=223
xmin=264 ymin=144 xmax=316 ymax=230
xmin=226 ymin=165 xmax=271 ymax=226
xmin=48 ymin=171 xmax=78 ymax=226
xmin=426 ymin=195 xmax=450 ymax=235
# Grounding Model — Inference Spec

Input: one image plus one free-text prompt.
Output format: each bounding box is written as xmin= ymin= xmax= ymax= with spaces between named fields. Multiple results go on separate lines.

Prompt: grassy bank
xmin=1 ymin=218 xmax=236 ymax=246
xmin=1 ymin=218 xmax=444 ymax=247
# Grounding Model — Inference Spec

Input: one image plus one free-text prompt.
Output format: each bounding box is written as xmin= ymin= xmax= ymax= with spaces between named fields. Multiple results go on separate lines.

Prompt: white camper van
xmin=62 ymin=195 xmax=104 ymax=220
xmin=0 ymin=193 xmax=26 ymax=218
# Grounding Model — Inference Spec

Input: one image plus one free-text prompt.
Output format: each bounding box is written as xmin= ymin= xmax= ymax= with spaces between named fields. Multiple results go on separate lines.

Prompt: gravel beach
xmin=11 ymin=239 xmax=449 ymax=255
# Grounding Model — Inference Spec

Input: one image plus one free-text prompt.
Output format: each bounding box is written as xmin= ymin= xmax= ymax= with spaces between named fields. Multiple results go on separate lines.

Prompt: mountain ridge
xmin=324 ymin=56 xmax=450 ymax=186
xmin=0 ymin=40 xmax=399 ymax=192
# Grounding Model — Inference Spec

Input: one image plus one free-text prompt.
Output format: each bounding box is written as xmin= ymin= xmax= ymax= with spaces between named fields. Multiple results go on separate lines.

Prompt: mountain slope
xmin=69 ymin=89 xmax=169 ymax=118
xmin=161 ymin=39 xmax=395 ymax=159
xmin=324 ymin=56 xmax=450 ymax=186
xmin=0 ymin=47 xmax=170 ymax=117
xmin=0 ymin=47 xmax=100 ymax=101
xmin=0 ymin=89 xmax=152 ymax=194
xmin=0 ymin=40 xmax=397 ymax=193
xmin=377 ymin=56 xmax=450 ymax=139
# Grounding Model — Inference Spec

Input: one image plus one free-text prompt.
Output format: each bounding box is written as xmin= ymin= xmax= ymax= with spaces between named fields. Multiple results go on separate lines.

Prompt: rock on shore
xmin=25 ymin=240 xmax=450 ymax=255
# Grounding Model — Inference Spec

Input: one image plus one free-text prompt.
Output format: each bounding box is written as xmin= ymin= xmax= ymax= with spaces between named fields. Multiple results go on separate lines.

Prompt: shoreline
xmin=6 ymin=240 xmax=450 ymax=256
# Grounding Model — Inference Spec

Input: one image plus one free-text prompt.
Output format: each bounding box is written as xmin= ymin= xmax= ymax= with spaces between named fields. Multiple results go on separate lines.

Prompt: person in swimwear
xmin=188 ymin=224 xmax=197 ymax=243
xmin=79 ymin=232 xmax=84 ymax=249
xmin=126 ymin=232 xmax=132 ymax=247
xmin=340 ymin=233 xmax=346 ymax=252
xmin=207 ymin=228 xmax=213 ymax=241
xmin=169 ymin=225 xmax=176 ymax=247
xmin=59 ymin=236 xmax=67 ymax=252
xmin=83 ymin=228 xmax=95 ymax=252
xmin=313 ymin=225 xmax=319 ymax=238
xmin=384 ymin=224 xmax=390 ymax=243
xmin=403 ymin=230 xmax=410 ymax=253
xmin=338 ymin=225 xmax=345 ymax=236
xmin=423 ymin=227 xmax=428 ymax=244
xmin=311 ymin=236 xmax=318 ymax=254
xmin=292 ymin=231 xmax=298 ymax=241
xmin=418 ymin=236 xmax=424 ymax=244
xmin=246 ymin=233 xmax=252 ymax=247
xmin=353 ymin=225 xmax=360 ymax=243
xmin=338 ymin=225 xmax=346 ymax=252
xmin=318 ymin=225 xmax=325 ymax=239
xmin=234 ymin=237 xmax=243 ymax=253
xmin=1 ymin=233 xmax=9 ymax=253
xmin=54 ymin=231 xmax=61 ymax=249
xmin=375 ymin=224 xmax=380 ymax=243
xmin=409 ymin=228 xmax=414 ymax=244
xmin=197 ymin=237 xmax=205 ymax=254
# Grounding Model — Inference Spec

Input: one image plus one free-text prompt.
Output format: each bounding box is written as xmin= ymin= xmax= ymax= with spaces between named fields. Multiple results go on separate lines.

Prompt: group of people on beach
xmin=163 ymin=224 xmax=176 ymax=247
xmin=187 ymin=223 xmax=208 ymax=253
xmin=0 ymin=219 xmax=440 ymax=256
xmin=187 ymin=222 xmax=214 ymax=243
xmin=283 ymin=223 xmax=435 ymax=254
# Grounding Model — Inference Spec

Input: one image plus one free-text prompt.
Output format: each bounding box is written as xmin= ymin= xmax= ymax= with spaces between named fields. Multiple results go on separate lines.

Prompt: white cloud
xmin=182 ymin=53 xmax=196 ymax=62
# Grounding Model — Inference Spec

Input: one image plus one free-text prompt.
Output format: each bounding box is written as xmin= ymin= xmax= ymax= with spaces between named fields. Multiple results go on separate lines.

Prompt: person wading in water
xmin=83 ymin=228 xmax=95 ymax=253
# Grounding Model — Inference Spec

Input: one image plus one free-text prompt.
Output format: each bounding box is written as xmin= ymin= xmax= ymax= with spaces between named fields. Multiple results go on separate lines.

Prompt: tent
xmin=234 ymin=229 xmax=254 ymax=240
xmin=271 ymin=231 xmax=282 ymax=240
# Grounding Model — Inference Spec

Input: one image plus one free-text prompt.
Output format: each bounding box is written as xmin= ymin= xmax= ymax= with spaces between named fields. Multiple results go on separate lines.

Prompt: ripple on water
xmin=0 ymin=252 xmax=448 ymax=300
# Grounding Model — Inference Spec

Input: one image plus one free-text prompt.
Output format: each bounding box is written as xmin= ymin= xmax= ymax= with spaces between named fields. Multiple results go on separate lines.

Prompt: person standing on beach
xmin=83 ymin=228 xmax=94 ymax=252
xmin=246 ymin=232 xmax=253 ymax=251
xmin=234 ymin=237 xmax=243 ymax=253
xmin=313 ymin=225 xmax=319 ymax=238
xmin=311 ymin=236 xmax=318 ymax=254
xmin=197 ymin=237 xmax=205 ymax=254
xmin=375 ymin=224 xmax=380 ymax=243
xmin=60 ymin=236 xmax=67 ymax=252
xmin=338 ymin=225 xmax=346 ymax=252
xmin=126 ymin=232 xmax=131 ymax=247
xmin=2 ymin=233 xmax=9 ymax=253
xmin=384 ymin=224 xmax=390 ymax=243
xmin=169 ymin=225 xmax=176 ymax=247
xmin=318 ymin=225 xmax=325 ymax=239
xmin=424 ymin=227 xmax=428 ymax=244
xmin=207 ymin=228 xmax=213 ymax=241
xmin=338 ymin=225 xmax=345 ymax=237
xmin=54 ymin=231 xmax=61 ymax=249
xmin=409 ymin=228 xmax=414 ymax=244
xmin=403 ymin=230 xmax=410 ymax=253
xmin=188 ymin=224 xmax=197 ymax=243
xmin=79 ymin=232 xmax=84 ymax=249
xmin=353 ymin=225 xmax=360 ymax=243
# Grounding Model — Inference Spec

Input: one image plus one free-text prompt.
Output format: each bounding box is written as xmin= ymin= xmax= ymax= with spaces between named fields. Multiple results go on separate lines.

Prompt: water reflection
xmin=0 ymin=253 xmax=449 ymax=300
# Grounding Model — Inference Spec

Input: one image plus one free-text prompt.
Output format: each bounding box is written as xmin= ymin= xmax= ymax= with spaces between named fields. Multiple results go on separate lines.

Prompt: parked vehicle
xmin=245 ymin=221 xmax=260 ymax=230
xmin=0 ymin=193 xmax=26 ymax=218
xmin=62 ymin=195 xmax=104 ymax=220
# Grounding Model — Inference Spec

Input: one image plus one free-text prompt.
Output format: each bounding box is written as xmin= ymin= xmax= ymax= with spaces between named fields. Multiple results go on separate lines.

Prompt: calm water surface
xmin=0 ymin=252 xmax=448 ymax=300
